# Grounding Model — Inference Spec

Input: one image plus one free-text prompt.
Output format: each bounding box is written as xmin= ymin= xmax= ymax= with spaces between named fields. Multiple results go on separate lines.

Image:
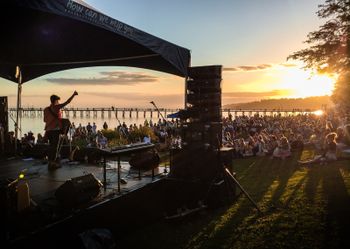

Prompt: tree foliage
xmin=288 ymin=0 xmax=350 ymax=111
xmin=288 ymin=0 xmax=350 ymax=74
xmin=331 ymin=71 xmax=350 ymax=110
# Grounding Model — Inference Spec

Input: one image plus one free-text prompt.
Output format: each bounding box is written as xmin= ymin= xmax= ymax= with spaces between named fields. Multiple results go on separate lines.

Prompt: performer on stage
xmin=44 ymin=91 xmax=78 ymax=170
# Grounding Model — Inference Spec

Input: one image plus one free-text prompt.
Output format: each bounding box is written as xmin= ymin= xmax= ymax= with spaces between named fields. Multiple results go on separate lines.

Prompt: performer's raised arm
xmin=59 ymin=91 xmax=78 ymax=108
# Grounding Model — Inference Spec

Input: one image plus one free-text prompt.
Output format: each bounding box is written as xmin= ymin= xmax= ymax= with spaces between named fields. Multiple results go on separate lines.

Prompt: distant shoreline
xmin=7 ymin=96 xmax=333 ymax=110
xmin=223 ymin=95 xmax=333 ymax=110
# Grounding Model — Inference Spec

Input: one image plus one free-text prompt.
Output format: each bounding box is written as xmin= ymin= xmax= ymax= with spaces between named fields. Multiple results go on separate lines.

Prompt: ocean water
xmin=8 ymin=110 xmax=308 ymax=137
xmin=9 ymin=115 xmax=167 ymax=137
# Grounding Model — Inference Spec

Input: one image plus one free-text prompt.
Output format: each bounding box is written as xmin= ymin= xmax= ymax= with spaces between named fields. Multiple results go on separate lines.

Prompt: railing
xmin=8 ymin=107 xmax=317 ymax=119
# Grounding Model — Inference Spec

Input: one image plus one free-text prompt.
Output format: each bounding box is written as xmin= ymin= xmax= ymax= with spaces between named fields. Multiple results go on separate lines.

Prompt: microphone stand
xmin=150 ymin=101 xmax=169 ymax=126
xmin=150 ymin=101 xmax=171 ymax=174
xmin=112 ymin=106 xmax=129 ymax=140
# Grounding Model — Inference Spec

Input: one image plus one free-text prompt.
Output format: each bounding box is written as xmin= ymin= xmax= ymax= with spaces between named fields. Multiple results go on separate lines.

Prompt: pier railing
xmin=8 ymin=107 xmax=317 ymax=119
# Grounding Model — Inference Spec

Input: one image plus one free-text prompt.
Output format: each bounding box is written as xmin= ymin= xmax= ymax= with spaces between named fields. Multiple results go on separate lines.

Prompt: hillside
xmin=223 ymin=95 xmax=333 ymax=110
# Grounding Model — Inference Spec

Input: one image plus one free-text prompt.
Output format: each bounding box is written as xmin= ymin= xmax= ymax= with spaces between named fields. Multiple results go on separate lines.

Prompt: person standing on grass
xmin=103 ymin=121 xmax=108 ymax=130
xmin=92 ymin=122 xmax=97 ymax=134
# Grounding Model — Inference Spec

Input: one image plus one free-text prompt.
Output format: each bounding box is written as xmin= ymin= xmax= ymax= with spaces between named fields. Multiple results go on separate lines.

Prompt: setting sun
xmin=279 ymin=67 xmax=335 ymax=98
xmin=222 ymin=64 xmax=336 ymax=104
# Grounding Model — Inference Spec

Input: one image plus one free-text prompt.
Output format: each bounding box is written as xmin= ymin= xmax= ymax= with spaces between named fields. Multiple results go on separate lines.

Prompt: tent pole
xmin=184 ymin=77 xmax=187 ymax=109
xmin=185 ymin=61 xmax=191 ymax=109
xmin=15 ymin=66 xmax=22 ymax=153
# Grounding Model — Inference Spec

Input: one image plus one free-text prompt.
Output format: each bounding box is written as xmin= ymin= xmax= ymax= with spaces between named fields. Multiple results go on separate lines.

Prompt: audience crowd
xmin=2 ymin=111 xmax=350 ymax=163
xmin=221 ymin=112 xmax=350 ymax=162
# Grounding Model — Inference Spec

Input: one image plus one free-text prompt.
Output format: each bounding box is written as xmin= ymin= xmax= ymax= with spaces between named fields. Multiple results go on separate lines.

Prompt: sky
xmin=0 ymin=0 xmax=335 ymax=108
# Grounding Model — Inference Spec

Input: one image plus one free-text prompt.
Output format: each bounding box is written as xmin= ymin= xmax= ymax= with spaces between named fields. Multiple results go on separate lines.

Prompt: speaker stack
xmin=170 ymin=66 xmax=223 ymax=180
xmin=0 ymin=97 xmax=8 ymax=155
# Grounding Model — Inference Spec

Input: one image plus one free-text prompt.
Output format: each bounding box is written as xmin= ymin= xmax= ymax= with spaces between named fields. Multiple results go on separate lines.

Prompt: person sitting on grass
xmin=266 ymin=135 xmax=278 ymax=155
xmin=256 ymin=135 xmax=268 ymax=156
xmin=335 ymin=126 xmax=349 ymax=151
xmin=338 ymin=124 xmax=350 ymax=158
xmin=272 ymin=136 xmax=291 ymax=159
xmin=343 ymin=124 xmax=350 ymax=146
xmin=308 ymin=128 xmax=324 ymax=153
xmin=298 ymin=132 xmax=338 ymax=165
xmin=290 ymin=134 xmax=304 ymax=151
xmin=243 ymin=139 xmax=254 ymax=157
xmin=324 ymin=132 xmax=338 ymax=160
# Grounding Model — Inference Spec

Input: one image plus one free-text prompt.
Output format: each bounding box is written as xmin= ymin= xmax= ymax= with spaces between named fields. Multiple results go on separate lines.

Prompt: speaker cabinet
xmin=188 ymin=65 xmax=222 ymax=79
xmin=55 ymin=174 xmax=102 ymax=207
xmin=171 ymin=65 xmax=223 ymax=181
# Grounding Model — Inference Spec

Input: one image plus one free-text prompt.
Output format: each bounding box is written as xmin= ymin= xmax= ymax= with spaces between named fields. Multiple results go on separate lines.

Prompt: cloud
xmin=221 ymin=90 xmax=292 ymax=105
xmin=239 ymin=64 xmax=272 ymax=71
xmin=82 ymin=91 xmax=181 ymax=100
xmin=280 ymin=63 xmax=297 ymax=68
xmin=222 ymin=67 xmax=239 ymax=72
xmin=46 ymin=71 xmax=158 ymax=86
xmin=84 ymin=90 xmax=289 ymax=105
xmin=81 ymin=91 xmax=183 ymax=108
xmin=223 ymin=64 xmax=272 ymax=72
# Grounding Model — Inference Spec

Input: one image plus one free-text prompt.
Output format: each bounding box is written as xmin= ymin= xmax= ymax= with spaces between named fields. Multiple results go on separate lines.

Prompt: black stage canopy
xmin=0 ymin=0 xmax=191 ymax=83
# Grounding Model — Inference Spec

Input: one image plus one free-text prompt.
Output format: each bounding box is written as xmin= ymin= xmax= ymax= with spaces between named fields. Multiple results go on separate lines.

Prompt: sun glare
xmin=279 ymin=67 xmax=335 ymax=98
xmin=313 ymin=110 xmax=324 ymax=116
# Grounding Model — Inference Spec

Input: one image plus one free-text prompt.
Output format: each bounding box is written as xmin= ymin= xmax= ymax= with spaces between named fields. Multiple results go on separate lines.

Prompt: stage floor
xmin=1 ymin=157 xmax=169 ymax=246
xmin=0 ymin=157 xmax=165 ymax=206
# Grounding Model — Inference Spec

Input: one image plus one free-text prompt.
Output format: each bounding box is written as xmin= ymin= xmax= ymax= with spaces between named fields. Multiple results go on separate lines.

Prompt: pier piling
xmin=8 ymin=108 xmax=317 ymax=122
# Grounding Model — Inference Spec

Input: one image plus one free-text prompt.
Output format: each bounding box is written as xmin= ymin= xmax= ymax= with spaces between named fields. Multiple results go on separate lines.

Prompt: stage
xmin=1 ymin=156 xmax=164 ymax=197
xmin=1 ymin=156 xmax=167 ymax=247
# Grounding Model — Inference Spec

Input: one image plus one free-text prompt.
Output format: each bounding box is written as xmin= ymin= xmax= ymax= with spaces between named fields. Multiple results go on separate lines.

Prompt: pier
xmin=8 ymin=107 xmax=317 ymax=119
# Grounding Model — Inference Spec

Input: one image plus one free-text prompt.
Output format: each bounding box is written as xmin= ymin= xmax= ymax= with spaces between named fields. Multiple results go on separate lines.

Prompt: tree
xmin=288 ymin=0 xmax=350 ymax=112
xmin=332 ymin=71 xmax=350 ymax=111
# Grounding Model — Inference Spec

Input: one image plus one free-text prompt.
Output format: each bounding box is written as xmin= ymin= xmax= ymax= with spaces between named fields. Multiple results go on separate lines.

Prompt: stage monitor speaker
xmin=55 ymin=173 xmax=102 ymax=207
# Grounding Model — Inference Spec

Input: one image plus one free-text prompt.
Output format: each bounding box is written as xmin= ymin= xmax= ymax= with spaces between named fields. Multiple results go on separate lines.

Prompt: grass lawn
xmin=118 ymin=149 xmax=350 ymax=249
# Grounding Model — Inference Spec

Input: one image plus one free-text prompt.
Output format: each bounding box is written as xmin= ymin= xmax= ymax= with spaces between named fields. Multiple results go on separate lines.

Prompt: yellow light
xmin=19 ymin=173 xmax=25 ymax=179
xmin=313 ymin=110 xmax=324 ymax=116
xmin=278 ymin=66 xmax=335 ymax=98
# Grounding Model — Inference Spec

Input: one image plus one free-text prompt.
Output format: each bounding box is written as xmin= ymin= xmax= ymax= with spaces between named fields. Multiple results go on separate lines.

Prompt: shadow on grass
xmin=320 ymin=162 xmax=350 ymax=249
xmin=116 ymin=155 xmax=298 ymax=249
xmin=184 ymin=153 xmax=301 ymax=249
xmin=116 ymin=155 xmax=350 ymax=249
xmin=262 ymin=159 xmax=350 ymax=249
